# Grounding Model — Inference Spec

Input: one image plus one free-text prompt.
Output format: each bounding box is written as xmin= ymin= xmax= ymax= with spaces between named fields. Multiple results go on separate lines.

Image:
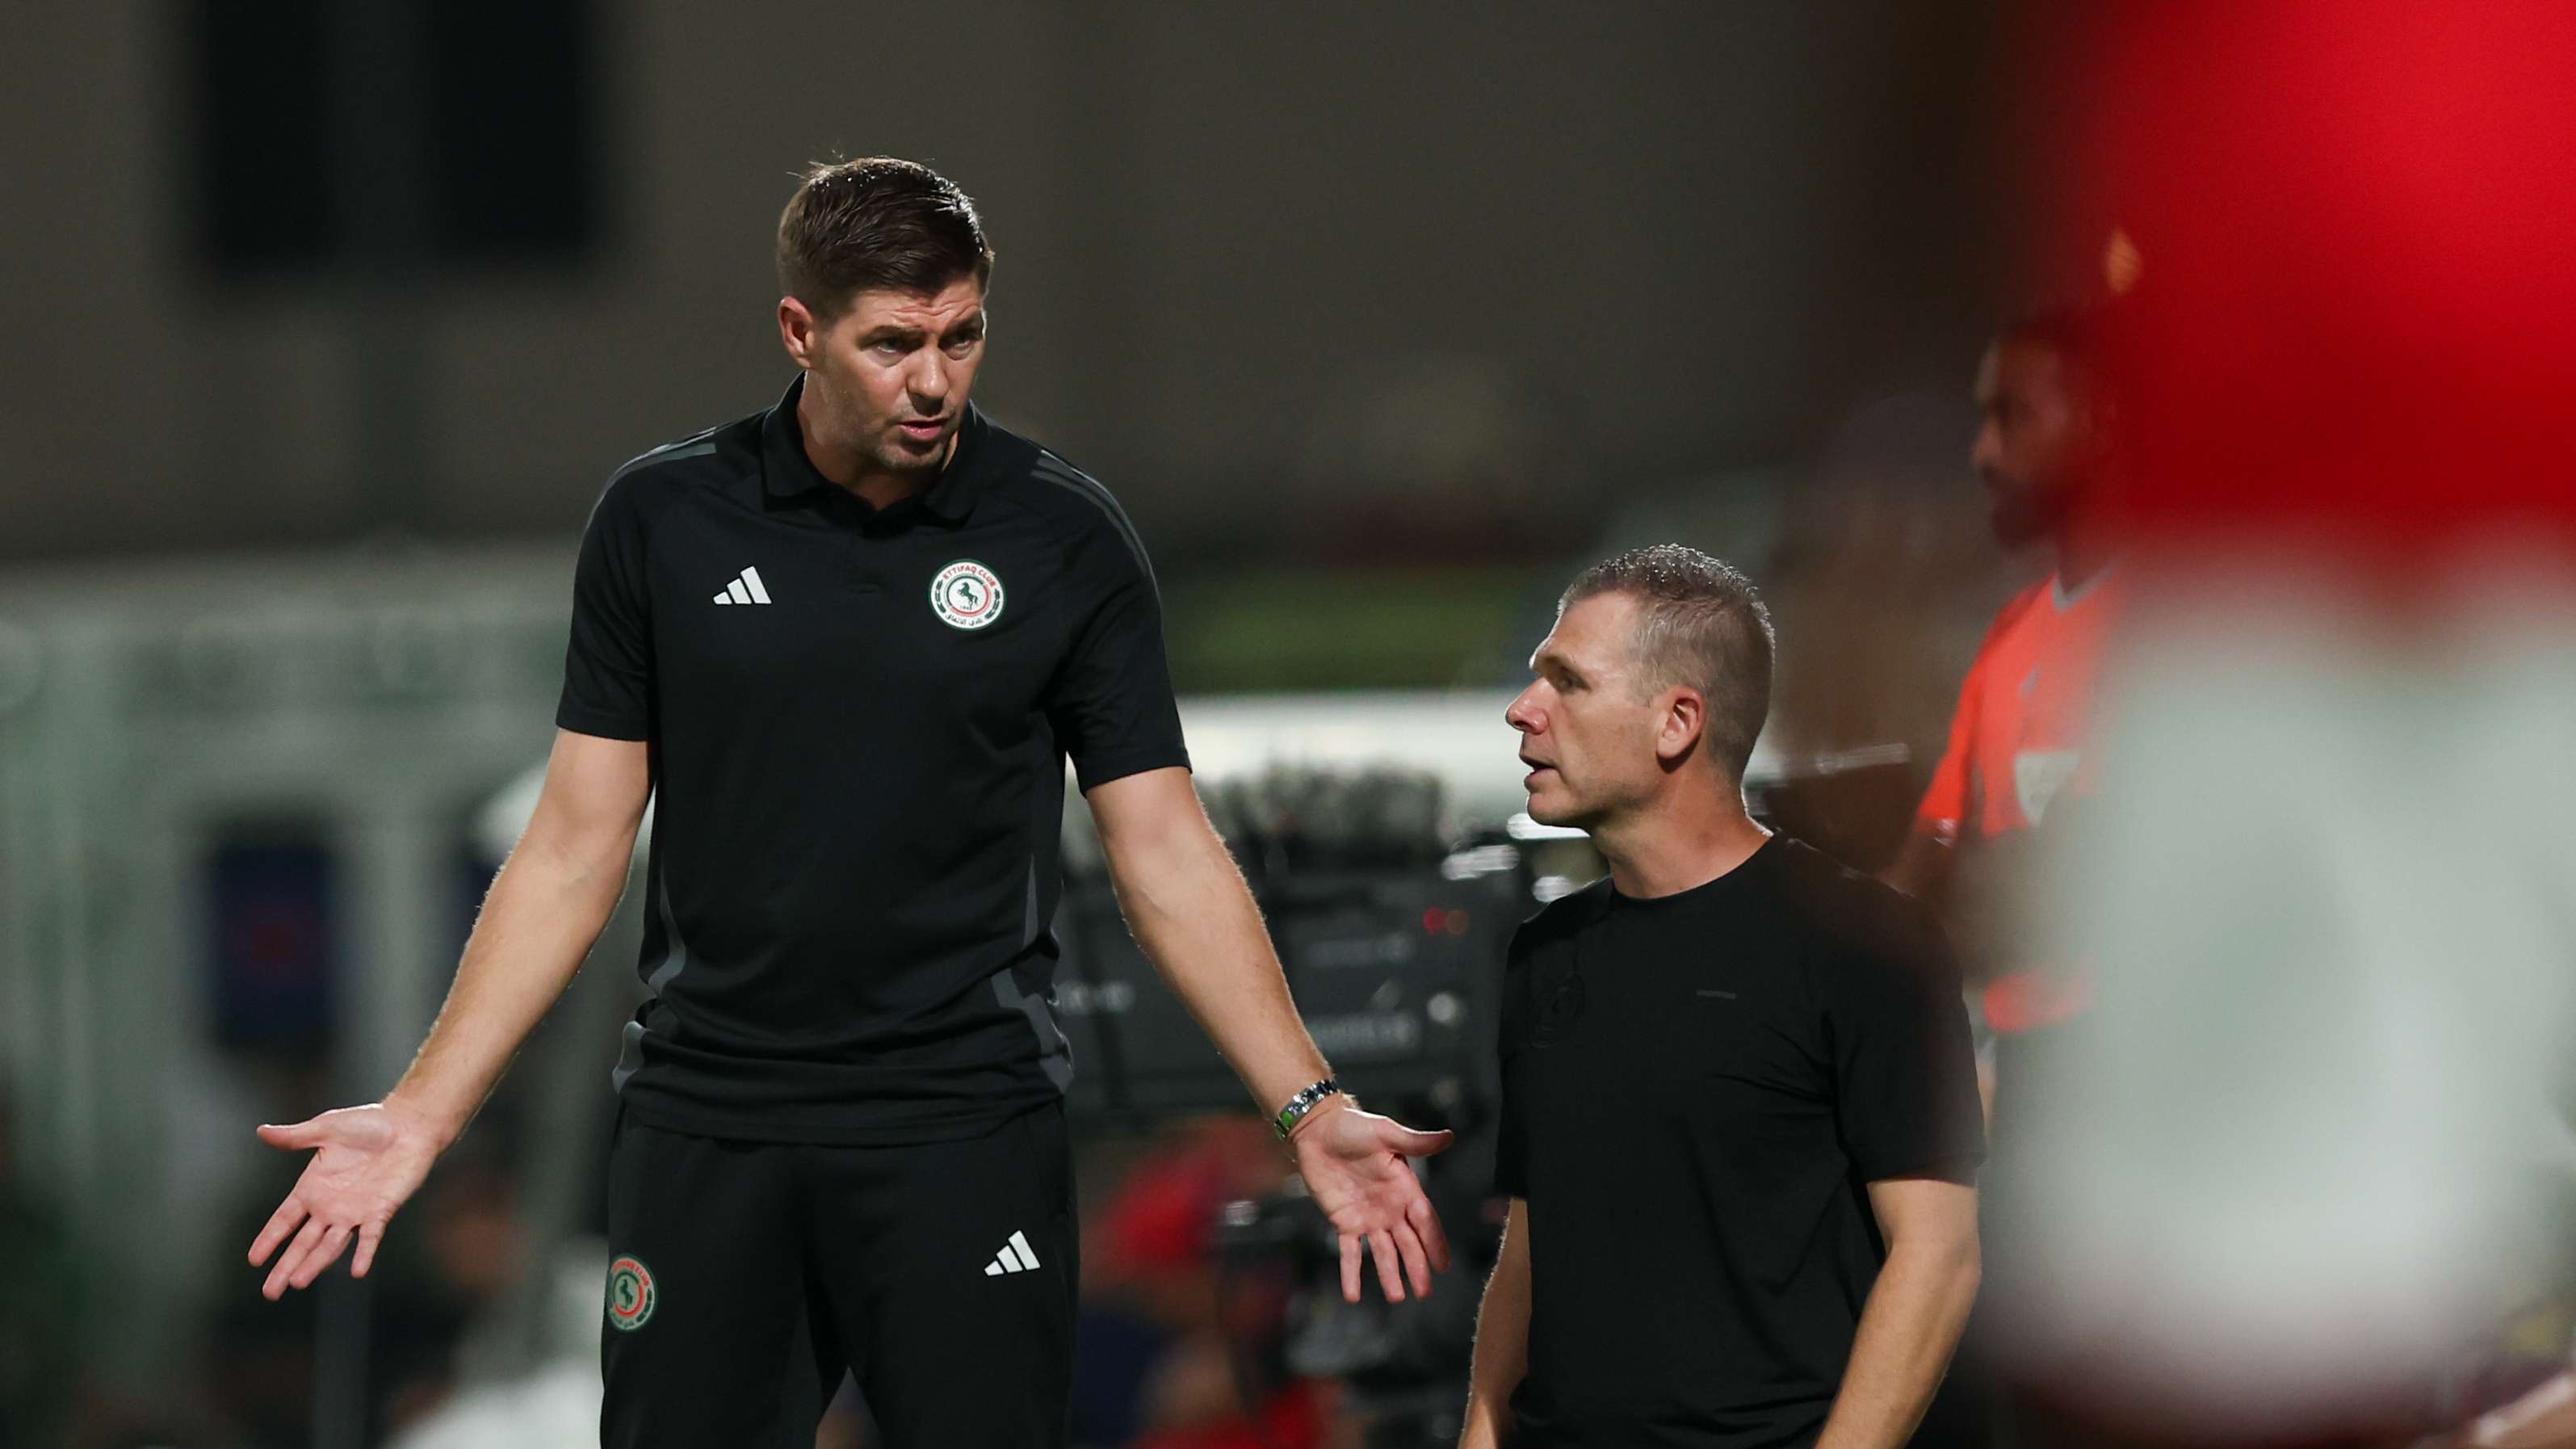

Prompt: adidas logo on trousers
xmin=984 ymin=1231 xmax=1042 ymax=1276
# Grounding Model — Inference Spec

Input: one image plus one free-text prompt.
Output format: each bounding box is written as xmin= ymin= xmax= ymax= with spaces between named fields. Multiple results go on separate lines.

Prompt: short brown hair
xmin=776 ymin=158 xmax=994 ymax=319
xmin=1561 ymin=544 xmax=1775 ymax=780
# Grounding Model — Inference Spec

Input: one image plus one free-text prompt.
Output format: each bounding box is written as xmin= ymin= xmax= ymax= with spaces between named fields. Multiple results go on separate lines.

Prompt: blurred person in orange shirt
xmin=1886 ymin=305 xmax=2124 ymax=1117
xmin=1872 ymin=306 xmax=2129 ymax=1449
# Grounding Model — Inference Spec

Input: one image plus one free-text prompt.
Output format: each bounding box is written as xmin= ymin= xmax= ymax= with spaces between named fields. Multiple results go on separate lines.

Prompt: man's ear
xmin=778 ymin=296 xmax=817 ymax=369
xmin=1656 ymin=688 xmax=1709 ymax=770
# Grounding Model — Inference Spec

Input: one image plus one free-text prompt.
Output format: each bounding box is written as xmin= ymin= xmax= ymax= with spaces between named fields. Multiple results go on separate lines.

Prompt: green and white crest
xmin=605 ymin=1254 xmax=657 ymax=1332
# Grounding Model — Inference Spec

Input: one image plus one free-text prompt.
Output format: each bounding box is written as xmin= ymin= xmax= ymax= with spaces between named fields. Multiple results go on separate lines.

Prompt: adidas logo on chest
xmin=711 ymin=566 xmax=772 ymax=605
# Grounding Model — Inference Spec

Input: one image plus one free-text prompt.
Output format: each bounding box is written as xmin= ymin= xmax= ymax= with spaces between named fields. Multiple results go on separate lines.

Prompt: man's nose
xmin=909 ymin=355 xmax=950 ymax=404
xmin=1504 ymin=689 xmax=1542 ymax=734
xmin=1970 ymin=423 xmax=2002 ymax=477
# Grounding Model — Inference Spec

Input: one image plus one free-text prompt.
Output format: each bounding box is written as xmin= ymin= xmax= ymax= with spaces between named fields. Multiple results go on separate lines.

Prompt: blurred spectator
xmin=1839 ymin=301 xmax=2132 ymax=1449
xmin=1884 ymin=304 xmax=2125 ymax=1039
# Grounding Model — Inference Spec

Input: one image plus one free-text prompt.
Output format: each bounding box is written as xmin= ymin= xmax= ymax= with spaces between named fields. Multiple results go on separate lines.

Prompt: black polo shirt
xmin=1495 ymin=837 xmax=1984 ymax=1448
xmin=557 ymin=376 xmax=1190 ymax=1145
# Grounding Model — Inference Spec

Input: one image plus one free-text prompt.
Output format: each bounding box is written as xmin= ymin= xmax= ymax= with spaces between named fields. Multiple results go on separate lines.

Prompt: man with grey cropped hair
xmin=1460 ymin=544 xmax=1987 ymax=1449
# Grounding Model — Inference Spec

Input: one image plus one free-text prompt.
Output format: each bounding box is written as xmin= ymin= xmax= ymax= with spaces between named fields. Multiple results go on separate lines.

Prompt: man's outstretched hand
xmin=247 ymin=1102 xmax=445 ymax=1300
xmin=1287 ymin=1098 xmax=1455 ymax=1304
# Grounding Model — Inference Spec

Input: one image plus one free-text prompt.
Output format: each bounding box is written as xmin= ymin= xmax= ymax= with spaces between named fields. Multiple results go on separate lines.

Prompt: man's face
xmin=782 ymin=278 xmax=988 ymax=477
xmin=1504 ymin=592 xmax=1674 ymax=830
xmin=1971 ymin=338 xmax=2095 ymax=547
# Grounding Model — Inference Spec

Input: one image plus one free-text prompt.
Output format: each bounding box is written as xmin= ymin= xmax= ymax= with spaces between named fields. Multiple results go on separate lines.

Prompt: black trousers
xmin=598 ymin=1102 xmax=1079 ymax=1448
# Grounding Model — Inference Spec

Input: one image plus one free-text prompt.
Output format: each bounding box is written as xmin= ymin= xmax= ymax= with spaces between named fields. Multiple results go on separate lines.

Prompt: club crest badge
xmin=605 ymin=1254 xmax=657 ymax=1331
xmin=930 ymin=560 xmax=1005 ymax=630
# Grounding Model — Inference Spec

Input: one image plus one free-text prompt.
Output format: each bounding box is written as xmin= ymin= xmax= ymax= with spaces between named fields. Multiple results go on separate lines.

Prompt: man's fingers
xmin=263 ymin=1217 xmax=326 ymax=1300
xmin=1369 ymin=1229 xmax=1406 ymax=1303
xmin=291 ymin=1223 xmax=353 ymax=1291
xmin=1407 ymin=1194 xmax=1454 ymax=1274
xmin=1393 ymin=1220 xmax=1433 ymax=1299
xmin=249 ymin=1196 xmax=307 ymax=1266
xmin=1339 ymin=1233 xmax=1363 ymax=1304
xmin=351 ymin=1222 xmax=384 ymax=1280
xmin=256 ymin=1119 xmax=325 ymax=1151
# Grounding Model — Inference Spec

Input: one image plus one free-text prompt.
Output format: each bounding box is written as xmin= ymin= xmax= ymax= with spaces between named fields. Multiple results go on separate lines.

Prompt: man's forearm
xmin=1105 ymin=817 xmax=1329 ymax=1115
xmin=1459 ymin=1203 xmax=1532 ymax=1449
xmin=384 ymin=826 xmax=635 ymax=1143
xmin=1812 ymin=1236 xmax=1980 ymax=1449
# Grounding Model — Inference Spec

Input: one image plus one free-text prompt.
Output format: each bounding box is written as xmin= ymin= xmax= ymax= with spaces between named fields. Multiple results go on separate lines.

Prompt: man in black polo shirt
xmin=1460 ymin=546 xmax=1985 ymax=1449
xmin=246 ymin=158 xmax=1455 ymax=1447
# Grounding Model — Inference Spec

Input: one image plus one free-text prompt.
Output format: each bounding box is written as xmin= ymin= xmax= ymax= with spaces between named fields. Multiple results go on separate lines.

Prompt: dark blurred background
xmin=6 ymin=1 xmax=2021 ymax=569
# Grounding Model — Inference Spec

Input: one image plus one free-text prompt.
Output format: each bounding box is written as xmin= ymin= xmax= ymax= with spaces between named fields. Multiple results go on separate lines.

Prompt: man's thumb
xmin=1387 ymin=1124 xmax=1457 ymax=1157
xmin=257 ymin=1119 xmax=325 ymax=1149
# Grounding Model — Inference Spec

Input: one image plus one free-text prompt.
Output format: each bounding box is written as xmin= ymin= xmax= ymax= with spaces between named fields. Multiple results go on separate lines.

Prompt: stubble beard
xmin=871 ymin=420 xmax=954 ymax=481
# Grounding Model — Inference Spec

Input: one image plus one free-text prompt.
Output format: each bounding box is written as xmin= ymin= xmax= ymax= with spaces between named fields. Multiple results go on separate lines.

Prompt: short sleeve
xmin=1044 ymin=523 xmax=1189 ymax=792
xmin=555 ymin=477 xmax=656 ymax=741
xmin=1826 ymin=903 xmax=1987 ymax=1183
xmin=1914 ymin=653 xmax=1984 ymax=840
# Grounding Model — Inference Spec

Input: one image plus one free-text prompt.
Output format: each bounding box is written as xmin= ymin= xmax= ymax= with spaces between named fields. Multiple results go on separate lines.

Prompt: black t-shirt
xmin=1495 ymin=836 xmax=1984 ymax=1448
xmin=558 ymin=377 xmax=1189 ymax=1144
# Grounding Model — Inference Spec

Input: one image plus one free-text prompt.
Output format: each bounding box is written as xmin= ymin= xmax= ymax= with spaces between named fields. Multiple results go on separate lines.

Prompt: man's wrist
xmin=380 ymin=1091 xmax=464 ymax=1152
xmin=1287 ymin=1090 xmax=1357 ymax=1142
xmin=1273 ymin=1077 xmax=1348 ymax=1140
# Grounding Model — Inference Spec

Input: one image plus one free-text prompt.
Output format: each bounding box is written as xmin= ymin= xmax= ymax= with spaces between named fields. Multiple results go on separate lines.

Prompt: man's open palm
xmin=1288 ymin=1101 xmax=1455 ymax=1304
xmin=246 ymin=1103 xmax=442 ymax=1300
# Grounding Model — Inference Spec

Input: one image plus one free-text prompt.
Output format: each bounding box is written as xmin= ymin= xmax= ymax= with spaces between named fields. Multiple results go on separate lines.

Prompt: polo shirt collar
xmin=760 ymin=374 xmax=996 ymax=525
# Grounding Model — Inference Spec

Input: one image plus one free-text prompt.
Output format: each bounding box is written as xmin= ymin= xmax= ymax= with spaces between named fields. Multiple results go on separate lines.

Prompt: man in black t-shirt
xmin=1462 ymin=545 xmax=1985 ymax=1449
xmin=245 ymin=158 xmax=1457 ymax=1448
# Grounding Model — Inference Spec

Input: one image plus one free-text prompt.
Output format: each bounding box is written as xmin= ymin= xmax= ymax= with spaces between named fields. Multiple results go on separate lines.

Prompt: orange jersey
xmin=1919 ymin=570 xmax=2117 ymax=842
xmin=1918 ymin=569 xmax=2119 ymax=1032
